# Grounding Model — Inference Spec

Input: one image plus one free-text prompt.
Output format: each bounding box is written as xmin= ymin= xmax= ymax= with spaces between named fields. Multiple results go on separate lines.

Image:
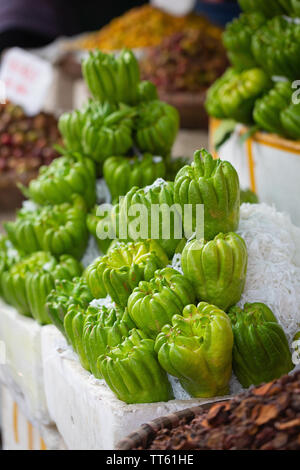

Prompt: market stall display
xmin=0 ymin=102 xmax=61 ymax=209
xmin=1 ymin=35 xmax=300 ymax=451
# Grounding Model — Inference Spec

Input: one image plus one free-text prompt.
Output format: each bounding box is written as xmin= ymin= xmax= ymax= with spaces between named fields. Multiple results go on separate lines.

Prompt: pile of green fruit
xmin=0 ymin=47 xmax=294 ymax=405
xmin=206 ymin=2 xmax=300 ymax=140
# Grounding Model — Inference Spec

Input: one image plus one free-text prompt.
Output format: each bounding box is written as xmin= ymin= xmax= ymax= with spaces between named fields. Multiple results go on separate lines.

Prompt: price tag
xmin=0 ymin=47 xmax=53 ymax=115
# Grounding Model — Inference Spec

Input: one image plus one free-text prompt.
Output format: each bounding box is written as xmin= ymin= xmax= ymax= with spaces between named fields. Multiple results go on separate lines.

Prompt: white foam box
xmin=209 ymin=118 xmax=300 ymax=228
xmin=42 ymin=325 xmax=221 ymax=450
xmin=0 ymin=300 xmax=52 ymax=426
xmin=1 ymin=385 xmax=65 ymax=450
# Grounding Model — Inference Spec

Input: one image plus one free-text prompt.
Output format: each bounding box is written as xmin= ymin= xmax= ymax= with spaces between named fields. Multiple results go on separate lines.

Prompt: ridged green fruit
xmin=5 ymin=198 xmax=88 ymax=259
xmin=0 ymin=237 xmax=21 ymax=300
xmin=83 ymin=305 xmax=135 ymax=378
xmin=118 ymin=180 xmax=184 ymax=258
xmin=46 ymin=277 xmax=93 ymax=336
xmin=82 ymin=102 xmax=135 ymax=164
xmin=128 ymin=268 xmax=196 ymax=338
xmin=64 ymin=305 xmax=90 ymax=370
xmin=252 ymin=16 xmax=300 ymax=80
xmin=82 ymin=49 xmax=140 ymax=105
xmin=134 ymin=100 xmax=179 ymax=156
xmin=98 ymin=329 xmax=174 ymax=404
xmin=205 ymin=68 xmax=239 ymax=119
xmin=181 ymin=232 xmax=248 ymax=311
xmin=20 ymin=155 xmax=96 ymax=209
xmin=229 ymin=302 xmax=293 ymax=388
xmin=238 ymin=0 xmax=287 ymax=17
xmin=103 ymin=154 xmax=166 ymax=202
xmin=174 ymin=149 xmax=240 ymax=241
xmin=155 ymin=302 xmax=233 ymax=397
xmin=219 ymin=68 xmax=271 ymax=124
xmin=223 ymin=13 xmax=266 ymax=71
xmin=84 ymin=240 xmax=169 ymax=306
xmin=253 ymin=81 xmax=293 ymax=135
xmin=1 ymin=252 xmax=82 ymax=324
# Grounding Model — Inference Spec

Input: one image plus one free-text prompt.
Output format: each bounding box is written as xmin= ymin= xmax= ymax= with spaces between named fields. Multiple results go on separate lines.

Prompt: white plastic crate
xmin=1 ymin=385 xmax=65 ymax=450
xmin=0 ymin=301 xmax=52 ymax=426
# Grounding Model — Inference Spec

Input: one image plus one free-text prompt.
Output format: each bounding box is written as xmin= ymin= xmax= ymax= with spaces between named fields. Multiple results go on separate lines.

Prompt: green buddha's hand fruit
xmin=64 ymin=305 xmax=90 ymax=370
xmin=290 ymin=0 xmax=300 ymax=15
xmin=229 ymin=302 xmax=293 ymax=388
xmin=252 ymin=16 xmax=300 ymax=80
xmin=155 ymin=302 xmax=233 ymax=398
xmin=103 ymin=154 xmax=166 ymax=202
xmin=46 ymin=277 xmax=93 ymax=336
xmin=82 ymin=102 xmax=135 ymax=164
xmin=253 ymin=81 xmax=293 ymax=135
xmin=252 ymin=80 xmax=300 ymax=140
xmin=137 ymin=81 xmax=158 ymax=102
xmin=134 ymin=100 xmax=179 ymax=156
xmin=98 ymin=329 xmax=173 ymax=404
xmin=83 ymin=305 xmax=135 ymax=378
xmin=0 ymin=237 xmax=21 ymax=300
xmin=4 ymin=199 xmax=88 ymax=259
xmin=165 ymin=157 xmax=191 ymax=182
xmin=238 ymin=0 xmax=287 ymax=17
xmin=239 ymin=0 xmax=286 ymax=16
xmin=280 ymin=102 xmax=300 ymax=140
xmin=174 ymin=149 xmax=240 ymax=241
xmin=118 ymin=180 xmax=183 ymax=258
xmin=82 ymin=48 xmax=140 ymax=105
xmin=58 ymin=106 xmax=90 ymax=155
xmin=86 ymin=206 xmax=114 ymax=254
xmin=84 ymin=240 xmax=169 ymax=306
xmin=205 ymin=68 xmax=239 ymax=119
xmin=1 ymin=252 xmax=82 ymax=324
xmin=181 ymin=232 xmax=248 ymax=311
xmin=219 ymin=68 xmax=271 ymax=124
xmin=223 ymin=13 xmax=266 ymax=71
xmin=20 ymin=155 xmax=96 ymax=208
xmin=128 ymin=268 xmax=196 ymax=338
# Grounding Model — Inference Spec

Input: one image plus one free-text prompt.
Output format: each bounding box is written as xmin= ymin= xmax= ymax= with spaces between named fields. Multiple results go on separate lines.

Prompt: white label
xmin=0 ymin=47 xmax=53 ymax=115
xmin=151 ymin=0 xmax=196 ymax=16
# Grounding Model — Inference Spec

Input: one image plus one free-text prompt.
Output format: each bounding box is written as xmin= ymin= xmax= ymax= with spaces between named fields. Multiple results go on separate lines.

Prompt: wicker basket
xmin=116 ymin=398 xmax=229 ymax=450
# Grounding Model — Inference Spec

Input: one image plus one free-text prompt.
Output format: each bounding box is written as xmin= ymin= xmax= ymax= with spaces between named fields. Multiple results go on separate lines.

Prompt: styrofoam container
xmin=41 ymin=325 xmax=220 ymax=450
xmin=0 ymin=300 xmax=52 ymax=426
xmin=1 ymin=385 xmax=65 ymax=450
xmin=209 ymin=118 xmax=300 ymax=227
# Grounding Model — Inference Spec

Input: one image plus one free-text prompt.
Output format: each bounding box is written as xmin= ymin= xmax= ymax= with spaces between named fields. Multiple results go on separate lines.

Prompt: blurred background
xmin=0 ymin=0 xmax=239 ymax=224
